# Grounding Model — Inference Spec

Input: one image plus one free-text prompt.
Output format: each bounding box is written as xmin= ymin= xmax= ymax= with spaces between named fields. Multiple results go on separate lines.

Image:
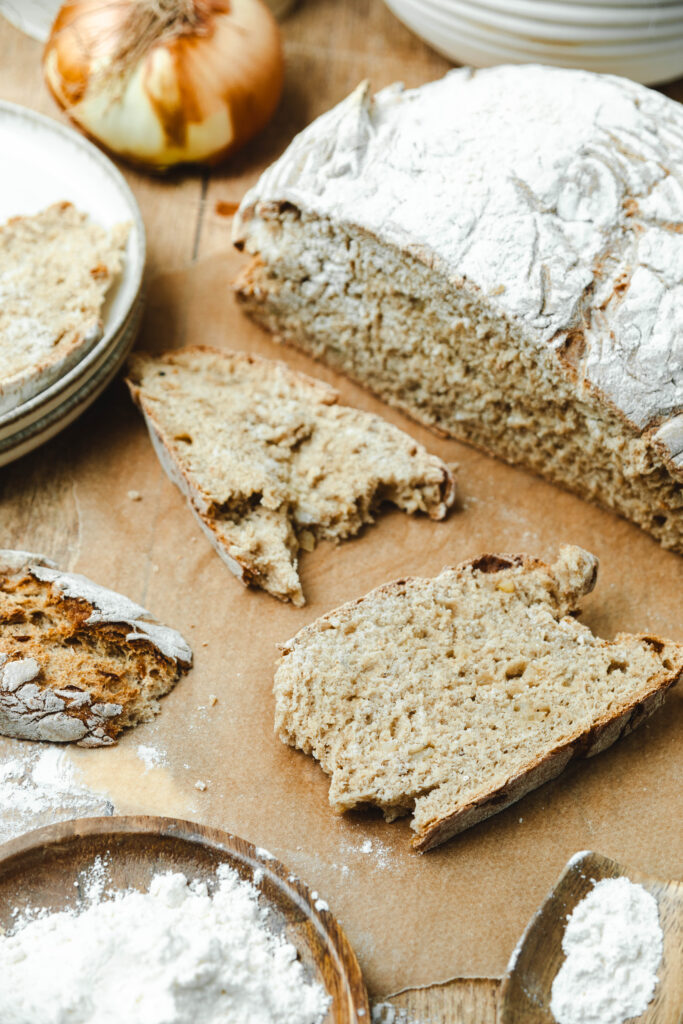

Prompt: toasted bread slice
xmin=126 ymin=347 xmax=456 ymax=606
xmin=273 ymin=546 xmax=682 ymax=850
xmin=0 ymin=551 xmax=192 ymax=747
xmin=0 ymin=202 xmax=128 ymax=414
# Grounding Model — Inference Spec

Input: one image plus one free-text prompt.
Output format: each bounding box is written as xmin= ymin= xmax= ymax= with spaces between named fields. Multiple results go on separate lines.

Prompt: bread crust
xmin=413 ymin=664 xmax=676 ymax=851
xmin=275 ymin=546 xmax=682 ymax=851
xmin=0 ymin=551 xmax=192 ymax=746
xmin=127 ymin=346 xmax=456 ymax=604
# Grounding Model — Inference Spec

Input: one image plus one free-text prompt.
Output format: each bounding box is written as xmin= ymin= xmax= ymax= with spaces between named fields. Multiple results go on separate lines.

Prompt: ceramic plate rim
xmin=0 ymin=99 xmax=146 ymax=427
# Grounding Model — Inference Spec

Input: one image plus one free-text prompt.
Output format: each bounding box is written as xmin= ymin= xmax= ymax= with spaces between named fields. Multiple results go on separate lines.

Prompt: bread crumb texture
xmin=0 ymin=551 xmax=192 ymax=747
xmin=0 ymin=202 xmax=128 ymax=414
xmin=126 ymin=347 xmax=455 ymax=606
xmin=274 ymin=545 xmax=682 ymax=851
xmin=234 ymin=66 xmax=683 ymax=552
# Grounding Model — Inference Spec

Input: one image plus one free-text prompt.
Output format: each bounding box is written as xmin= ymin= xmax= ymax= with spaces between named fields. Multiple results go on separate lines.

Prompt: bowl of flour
xmin=0 ymin=815 xmax=369 ymax=1024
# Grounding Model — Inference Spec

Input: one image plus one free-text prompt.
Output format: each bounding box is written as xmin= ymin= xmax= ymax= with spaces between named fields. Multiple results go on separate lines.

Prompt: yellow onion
xmin=43 ymin=0 xmax=284 ymax=170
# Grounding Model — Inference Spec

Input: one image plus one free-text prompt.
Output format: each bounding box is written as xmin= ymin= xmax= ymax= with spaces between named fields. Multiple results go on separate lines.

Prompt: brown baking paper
xmin=1 ymin=251 xmax=681 ymax=997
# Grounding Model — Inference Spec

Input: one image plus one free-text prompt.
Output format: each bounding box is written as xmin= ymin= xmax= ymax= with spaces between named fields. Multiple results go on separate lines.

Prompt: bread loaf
xmin=126 ymin=347 xmax=455 ymax=605
xmin=0 ymin=551 xmax=192 ymax=746
xmin=274 ymin=545 xmax=682 ymax=851
xmin=234 ymin=66 xmax=683 ymax=552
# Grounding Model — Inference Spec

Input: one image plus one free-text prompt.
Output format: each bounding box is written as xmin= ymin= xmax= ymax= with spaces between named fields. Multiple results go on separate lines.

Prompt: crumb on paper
xmin=208 ymin=694 xmax=218 ymax=706
xmin=194 ymin=780 xmax=207 ymax=792
xmin=127 ymin=490 xmax=142 ymax=501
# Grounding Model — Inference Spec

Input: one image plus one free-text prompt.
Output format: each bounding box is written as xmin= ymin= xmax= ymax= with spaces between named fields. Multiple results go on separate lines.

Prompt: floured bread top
xmin=274 ymin=546 xmax=683 ymax=850
xmin=0 ymin=202 xmax=128 ymax=414
xmin=127 ymin=347 xmax=455 ymax=605
xmin=0 ymin=551 xmax=192 ymax=746
xmin=234 ymin=65 xmax=683 ymax=473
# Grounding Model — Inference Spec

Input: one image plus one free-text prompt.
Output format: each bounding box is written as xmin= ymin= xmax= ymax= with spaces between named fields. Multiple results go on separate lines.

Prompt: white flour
xmin=550 ymin=877 xmax=663 ymax=1024
xmin=0 ymin=745 xmax=113 ymax=844
xmin=0 ymin=864 xmax=331 ymax=1024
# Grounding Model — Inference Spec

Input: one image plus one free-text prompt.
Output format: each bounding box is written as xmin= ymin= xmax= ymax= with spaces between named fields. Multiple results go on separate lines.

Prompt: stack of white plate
xmin=384 ymin=0 xmax=683 ymax=84
xmin=0 ymin=102 xmax=145 ymax=467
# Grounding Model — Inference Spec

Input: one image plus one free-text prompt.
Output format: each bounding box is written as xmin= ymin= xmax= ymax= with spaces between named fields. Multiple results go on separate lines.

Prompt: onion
xmin=43 ymin=0 xmax=284 ymax=170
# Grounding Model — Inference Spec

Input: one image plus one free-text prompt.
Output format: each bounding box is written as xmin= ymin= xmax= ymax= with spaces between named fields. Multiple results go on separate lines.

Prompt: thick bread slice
xmin=0 ymin=551 xmax=192 ymax=747
xmin=274 ymin=545 xmax=682 ymax=851
xmin=126 ymin=347 xmax=455 ymax=606
xmin=0 ymin=202 xmax=128 ymax=414
xmin=234 ymin=66 xmax=683 ymax=552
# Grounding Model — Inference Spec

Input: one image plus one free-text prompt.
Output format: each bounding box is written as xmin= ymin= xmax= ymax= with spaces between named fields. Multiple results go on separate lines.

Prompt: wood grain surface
xmin=0 ymin=1 xmax=500 ymax=1018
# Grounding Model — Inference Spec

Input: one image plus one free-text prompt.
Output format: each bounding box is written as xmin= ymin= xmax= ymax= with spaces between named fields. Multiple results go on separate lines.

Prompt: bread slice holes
xmin=505 ymin=660 xmax=527 ymax=679
xmin=607 ymin=660 xmax=628 ymax=674
xmin=173 ymin=433 xmax=193 ymax=444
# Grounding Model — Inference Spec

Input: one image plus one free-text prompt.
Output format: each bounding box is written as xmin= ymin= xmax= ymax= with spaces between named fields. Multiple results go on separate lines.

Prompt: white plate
xmin=434 ymin=0 xmax=683 ymax=39
xmin=463 ymin=0 xmax=683 ymax=27
xmin=0 ymin=293 xmax=144 ymax=442
xmin=0 ymin=1 xmax=60 ymax=42
xmin=398 ymin=0 xmax=683 ymax=55
xmin=387 ymin=0 xmax=683 ymax=81
xmin=0 ymin=298 xmax=144 ymax=466
xmin=0 ymin=100 xmax=146 ymax=417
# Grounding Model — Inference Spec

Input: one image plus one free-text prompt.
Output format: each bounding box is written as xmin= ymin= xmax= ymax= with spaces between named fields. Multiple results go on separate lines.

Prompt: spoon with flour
xmin=499 ymin=850 xmax=682 ymax=1024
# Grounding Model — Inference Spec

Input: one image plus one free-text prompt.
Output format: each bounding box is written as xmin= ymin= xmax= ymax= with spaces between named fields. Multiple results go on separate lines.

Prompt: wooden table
xmin=0 ymin=2 xmax=507 ymax=1018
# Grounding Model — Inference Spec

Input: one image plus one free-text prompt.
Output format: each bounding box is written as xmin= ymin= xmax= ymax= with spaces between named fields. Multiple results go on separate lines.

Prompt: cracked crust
xmin=234 ymin=67 xmax=683 ymax=456
xmin=0 ymin=551 xmax=192 ymax=746
xmin=234 ymin=67 xmax=683 ymax=550
xmin=274 ymin=545 xmax=682 ymax=851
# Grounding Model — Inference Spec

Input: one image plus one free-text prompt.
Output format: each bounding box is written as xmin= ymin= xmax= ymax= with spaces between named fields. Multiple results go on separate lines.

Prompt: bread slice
xmin=0 ymin=202 xmax=128 ymax=415
xmin=274 ymin=545 xmax=682 ymax=851
xmin=0 ymin=551 xmax=192 ymax=747
xmin=126 ymin=347 xmax=456 ymax=606
xmin=233 ymin=67 xmax=683 ymax=553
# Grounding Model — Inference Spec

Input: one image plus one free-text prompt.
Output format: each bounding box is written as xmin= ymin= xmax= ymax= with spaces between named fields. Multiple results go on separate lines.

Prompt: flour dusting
xmin=0 ymin=745 xmax=113 ymax=843
xmin=550 ymin=876 xmax=663 ymax=1024
xmin=136 ymin=744 xmax=167 ymax=770
xmin=0 ymin=862 xmax=331 ymax=1024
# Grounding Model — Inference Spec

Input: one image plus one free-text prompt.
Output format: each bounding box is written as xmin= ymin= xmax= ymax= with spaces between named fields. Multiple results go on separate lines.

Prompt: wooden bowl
xmin=0 ymin=816 xmax=370 ymax=1023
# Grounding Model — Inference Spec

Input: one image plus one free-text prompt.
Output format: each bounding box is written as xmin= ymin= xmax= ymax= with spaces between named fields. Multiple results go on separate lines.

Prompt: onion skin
xmin=43 ymin=0 xmax=285 ymax=170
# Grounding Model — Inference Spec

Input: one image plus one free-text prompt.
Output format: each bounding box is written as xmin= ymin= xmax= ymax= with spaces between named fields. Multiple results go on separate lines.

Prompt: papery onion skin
xmin=43 ymin=0 xmax=285 ymax=170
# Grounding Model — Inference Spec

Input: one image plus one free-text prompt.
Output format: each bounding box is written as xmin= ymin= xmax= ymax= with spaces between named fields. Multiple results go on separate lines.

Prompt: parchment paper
xmin=2 ymin=249 xmax=680 ymax=996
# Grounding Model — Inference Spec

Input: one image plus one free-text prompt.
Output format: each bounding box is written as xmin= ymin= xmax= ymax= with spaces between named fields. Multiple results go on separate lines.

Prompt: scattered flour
xmin=0 ymin=745 xmax=113 ymax=843
xmin=0 ymin=863 xmax=331 ymax=1024
xmin=550 ymin=877 xmax=663 ymax=1024
xmin=372 ymin=1004 xmax=426 ymax=1024
xmin=136 ymin=744 xmax=167 ymax=771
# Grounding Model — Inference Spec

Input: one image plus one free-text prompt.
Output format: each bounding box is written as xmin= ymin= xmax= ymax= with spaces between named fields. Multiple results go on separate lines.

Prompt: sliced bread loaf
xmin=0 ymin=551 xmax=192 ymax=746
xmin=126 ymin=347 xmax=455 ymax=605
xmin=234 ymin=66 xmax=683 ymax=552
xmin=274 ymin=545 xmax=682 ymax=851
xmin=0 ymin=202 xmax=128 ymax=414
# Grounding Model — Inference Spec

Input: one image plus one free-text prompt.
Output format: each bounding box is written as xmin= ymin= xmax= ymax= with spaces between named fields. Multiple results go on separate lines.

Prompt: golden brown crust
xmin=413 ymin=673 xmax=677 ymax=852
